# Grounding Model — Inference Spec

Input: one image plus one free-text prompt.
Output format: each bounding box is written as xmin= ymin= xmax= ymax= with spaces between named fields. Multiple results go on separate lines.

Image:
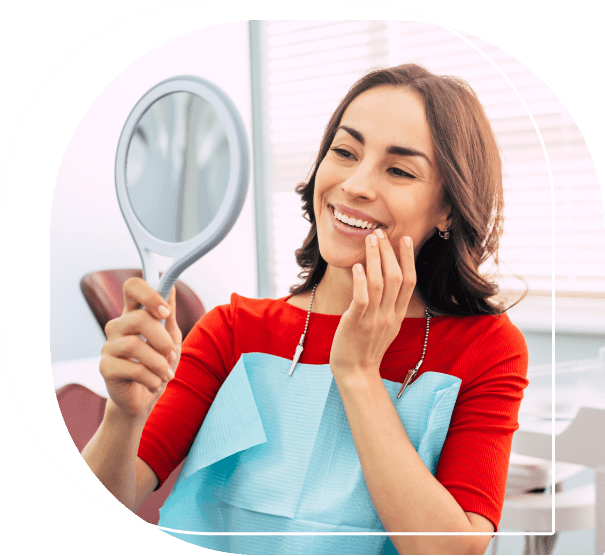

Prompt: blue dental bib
xmin=158 ymin=352 xmax=461 ymax=555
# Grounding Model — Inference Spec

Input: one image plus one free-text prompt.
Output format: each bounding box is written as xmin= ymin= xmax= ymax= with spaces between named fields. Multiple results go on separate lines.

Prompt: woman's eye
xmin=389 ymin=167 xmax=415 ymax=179
xmin=330 ymin=147 xmax=355 ymax=159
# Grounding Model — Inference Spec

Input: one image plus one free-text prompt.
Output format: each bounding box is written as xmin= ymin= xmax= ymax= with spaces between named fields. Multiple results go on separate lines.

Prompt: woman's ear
xmin=437 ymin=204 xmax=453 ymax=233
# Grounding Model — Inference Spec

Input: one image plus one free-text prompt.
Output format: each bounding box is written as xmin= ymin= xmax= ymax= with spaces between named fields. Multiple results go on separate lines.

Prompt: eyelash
xmin=329 ymin=148 xmax=415 ymax=179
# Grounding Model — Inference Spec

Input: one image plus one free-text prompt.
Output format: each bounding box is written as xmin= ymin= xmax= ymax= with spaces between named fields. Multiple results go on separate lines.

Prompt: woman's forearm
xmin=334 ymin=370 xmax=481 ymax=555
xmin=81 ymin=400 xmax=148 ymax=510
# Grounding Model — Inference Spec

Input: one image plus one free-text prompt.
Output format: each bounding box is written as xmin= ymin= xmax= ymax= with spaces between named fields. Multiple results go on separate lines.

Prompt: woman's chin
xmin=320 ymin=252 xmax=364 ymax=271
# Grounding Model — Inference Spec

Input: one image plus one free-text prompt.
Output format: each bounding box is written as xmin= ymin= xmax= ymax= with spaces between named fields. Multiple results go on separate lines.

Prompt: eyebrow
xmin=336 ymin=125 xmax=432 ymax=167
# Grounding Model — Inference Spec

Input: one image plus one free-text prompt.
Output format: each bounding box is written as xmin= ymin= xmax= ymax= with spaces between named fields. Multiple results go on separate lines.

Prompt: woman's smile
xmin=327 ymin=204 xmax=385 ymax=238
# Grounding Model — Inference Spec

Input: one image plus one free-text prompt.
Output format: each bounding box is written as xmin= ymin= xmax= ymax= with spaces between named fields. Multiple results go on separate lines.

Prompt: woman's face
xmin=313 ymin=85 xmax=451 ymax=269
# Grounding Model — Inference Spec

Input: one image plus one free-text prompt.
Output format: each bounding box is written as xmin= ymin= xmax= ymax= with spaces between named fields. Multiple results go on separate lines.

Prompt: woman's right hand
xmin=99 ymin=278 xmax=183 ymax=419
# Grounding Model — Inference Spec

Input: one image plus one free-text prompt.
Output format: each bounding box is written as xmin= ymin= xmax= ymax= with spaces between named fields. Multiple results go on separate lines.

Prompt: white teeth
xmin=334 ymin=208 xmax=379 ymax=229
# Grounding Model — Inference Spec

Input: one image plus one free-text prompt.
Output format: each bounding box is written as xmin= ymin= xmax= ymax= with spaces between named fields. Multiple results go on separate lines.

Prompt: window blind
xmin=257 ymin=20 xmax=605 ymax=298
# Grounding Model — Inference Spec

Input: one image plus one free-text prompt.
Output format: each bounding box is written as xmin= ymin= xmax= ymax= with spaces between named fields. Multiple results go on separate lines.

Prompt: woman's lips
xmin=328 ymin=205 xmax=381 ymax=237
xmin=330 ymin=203 xmax=386 ymax=228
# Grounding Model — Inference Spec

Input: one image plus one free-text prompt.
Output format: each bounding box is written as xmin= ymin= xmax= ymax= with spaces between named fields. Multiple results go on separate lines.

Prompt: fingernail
xmin=168 ymin=350 xmax=177 ymax=363
xmin=354 ymin=263 xmax=363 ymax=273
xmin=375 ymin=228 xmax=384 ymax=239
xmin=158 ymin=305 xmax=170 ymax=318
xmin=369 ymin=234 xmax=377 ymax=247
xmin=404 ymin=236 xmax=411 ymax=247
xmin=166 ymin=369 xmax=175 ymax=381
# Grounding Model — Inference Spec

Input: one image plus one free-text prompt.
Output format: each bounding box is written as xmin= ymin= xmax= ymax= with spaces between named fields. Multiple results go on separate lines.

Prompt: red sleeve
xmin=435 ymin=315 xmax=529 ymax=532
xmin=137 ymin=293 xmax=238 ymax=489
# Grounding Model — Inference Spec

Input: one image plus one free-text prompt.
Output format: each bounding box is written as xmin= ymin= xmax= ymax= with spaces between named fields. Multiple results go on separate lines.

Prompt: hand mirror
xmin=115 ymin=75 xmax=250 ymax=301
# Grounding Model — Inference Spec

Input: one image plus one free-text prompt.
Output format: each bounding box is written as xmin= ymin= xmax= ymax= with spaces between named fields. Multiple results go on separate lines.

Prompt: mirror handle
xmin=158 ymin=272 xmax=177 ymax=303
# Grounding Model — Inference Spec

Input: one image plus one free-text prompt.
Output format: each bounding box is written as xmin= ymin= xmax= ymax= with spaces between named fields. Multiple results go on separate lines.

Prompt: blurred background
xmin=50 ymin=20 xmax=605 ymax=555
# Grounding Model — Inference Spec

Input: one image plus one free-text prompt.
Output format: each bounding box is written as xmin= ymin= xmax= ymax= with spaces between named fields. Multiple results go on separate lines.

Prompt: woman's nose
xmin=340 ymin=164 xmax=378 ymax=200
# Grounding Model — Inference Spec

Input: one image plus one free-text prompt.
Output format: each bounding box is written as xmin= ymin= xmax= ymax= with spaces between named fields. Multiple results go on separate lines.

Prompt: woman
xmin=83 ymin=64 xmax=528 ymax=555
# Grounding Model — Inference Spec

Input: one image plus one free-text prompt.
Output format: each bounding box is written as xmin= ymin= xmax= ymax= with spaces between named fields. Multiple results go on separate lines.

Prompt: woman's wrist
xmin=104 ymin=398 xmax=150 ymax=430
xmin=332 ymin=365 xmax=383 ymax=396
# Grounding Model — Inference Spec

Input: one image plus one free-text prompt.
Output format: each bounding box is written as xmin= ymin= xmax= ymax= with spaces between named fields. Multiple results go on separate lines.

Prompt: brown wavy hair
xmin=289 ymin=63 xmax=524 ymax=316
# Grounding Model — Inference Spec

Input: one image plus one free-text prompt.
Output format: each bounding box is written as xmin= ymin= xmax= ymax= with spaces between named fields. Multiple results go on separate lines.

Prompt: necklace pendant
xmin=289 ymin=343 xmax=304 ymax=375
xmin=397 ymin=368 xmax=416 ymax=399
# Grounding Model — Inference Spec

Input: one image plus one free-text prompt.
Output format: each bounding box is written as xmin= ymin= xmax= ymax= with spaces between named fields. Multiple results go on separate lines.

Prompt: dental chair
xmin=80 ymin=268 xmax=205 ymax=340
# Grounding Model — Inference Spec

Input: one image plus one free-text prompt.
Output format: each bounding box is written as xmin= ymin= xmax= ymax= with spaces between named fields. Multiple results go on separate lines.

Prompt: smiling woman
xmin=276 ymin=65 xmax=528 ymax=554
xmin=83 ymin=64 xmax=528 ymax=556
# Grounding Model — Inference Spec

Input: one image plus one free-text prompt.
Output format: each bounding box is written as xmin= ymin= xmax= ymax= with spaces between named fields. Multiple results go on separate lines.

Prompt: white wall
xmin=50 ymin=21 xmax=256 ymax=362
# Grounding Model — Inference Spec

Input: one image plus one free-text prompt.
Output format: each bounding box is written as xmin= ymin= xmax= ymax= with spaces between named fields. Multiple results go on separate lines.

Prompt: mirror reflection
xmin=125 ymin=91 xmax=230 ymax=243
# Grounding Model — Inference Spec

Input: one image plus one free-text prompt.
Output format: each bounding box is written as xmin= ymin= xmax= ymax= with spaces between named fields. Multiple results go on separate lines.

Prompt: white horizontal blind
xmin=259 ymin=20 xmax=605 ymax=298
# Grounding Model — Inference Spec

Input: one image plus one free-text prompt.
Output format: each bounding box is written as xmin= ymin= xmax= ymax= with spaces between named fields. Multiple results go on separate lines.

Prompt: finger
xmin=364 ymin=231 xmax=383 ymax=320
xmin=347 ymin=263 xmax=369 ymax=320
xmin=164 ymin=286 xmax=182 ymax=346
xmin=123 ymin=277 xmax=171 ymax=321
xmin=100 ymin=354 xmax=166 ymax=394
xmin=395 ymin=236 xmax=417 ymax=318
xmin=102 ymin=335 xmax=175 ymax=383
xmin=105 ymin=310 xmax=177 ymax=364
xmin=375 ymin=229 xmax=403 ymax=312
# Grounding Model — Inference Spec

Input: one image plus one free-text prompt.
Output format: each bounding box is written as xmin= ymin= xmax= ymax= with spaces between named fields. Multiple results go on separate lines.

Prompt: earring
xmin=439 ymin=227 xmax=450 ymax=240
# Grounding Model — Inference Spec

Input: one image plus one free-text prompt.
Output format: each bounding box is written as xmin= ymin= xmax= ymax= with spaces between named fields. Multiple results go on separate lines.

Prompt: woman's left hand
xmin=329 ymin=230 xmax=416 ymax=381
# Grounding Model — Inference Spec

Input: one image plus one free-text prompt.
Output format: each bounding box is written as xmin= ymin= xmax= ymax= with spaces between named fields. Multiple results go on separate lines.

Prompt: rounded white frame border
xmin=0 ymin=0 xmax=555 ymax=536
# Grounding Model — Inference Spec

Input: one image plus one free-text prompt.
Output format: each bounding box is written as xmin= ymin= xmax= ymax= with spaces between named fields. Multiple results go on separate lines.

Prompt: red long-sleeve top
xmin=138 ymin=292 xmax=529 ymax=532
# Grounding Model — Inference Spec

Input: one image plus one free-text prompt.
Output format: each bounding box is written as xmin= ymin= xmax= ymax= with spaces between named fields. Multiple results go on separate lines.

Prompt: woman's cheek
xmin=315 ymin=160 xmax=328 ymax=184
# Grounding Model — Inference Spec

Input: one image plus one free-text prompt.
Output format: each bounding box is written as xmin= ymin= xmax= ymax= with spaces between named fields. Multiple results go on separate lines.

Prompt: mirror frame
xmin=115 ymin=75 xmax=250 ymax=300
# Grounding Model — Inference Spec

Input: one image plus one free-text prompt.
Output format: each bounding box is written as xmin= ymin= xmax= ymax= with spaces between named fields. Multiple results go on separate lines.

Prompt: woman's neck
xmin=308 ymin=264 xmax=429 ymax=318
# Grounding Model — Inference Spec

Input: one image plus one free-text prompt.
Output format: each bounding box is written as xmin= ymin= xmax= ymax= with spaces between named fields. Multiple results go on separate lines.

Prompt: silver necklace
xmin=288 ymin=284 xmax=318 ymax=375
xmin=289 ymin=283 xmax=433 ymax=397
xmin=397 ymin=306 xmax=433 ymax=398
